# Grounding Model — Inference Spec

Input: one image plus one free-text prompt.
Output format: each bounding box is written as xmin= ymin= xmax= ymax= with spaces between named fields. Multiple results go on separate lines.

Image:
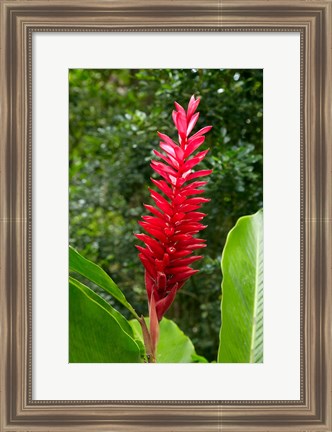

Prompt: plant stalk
xmin=138 ymin=316 xmax=156 ymax=363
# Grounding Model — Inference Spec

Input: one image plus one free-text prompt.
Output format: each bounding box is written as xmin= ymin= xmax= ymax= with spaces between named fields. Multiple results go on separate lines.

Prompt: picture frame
xmin=1 ymin=0 xmax=331 ymax=430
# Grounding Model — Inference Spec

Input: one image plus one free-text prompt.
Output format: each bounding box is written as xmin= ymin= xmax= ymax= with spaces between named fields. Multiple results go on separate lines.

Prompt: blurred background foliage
xmin=69 ymin=69 xmax=263 ymax=362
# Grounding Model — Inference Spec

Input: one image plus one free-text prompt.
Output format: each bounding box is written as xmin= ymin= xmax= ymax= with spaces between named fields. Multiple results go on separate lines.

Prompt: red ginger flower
xmin=135 ymin=95 xmax=212 ymax=359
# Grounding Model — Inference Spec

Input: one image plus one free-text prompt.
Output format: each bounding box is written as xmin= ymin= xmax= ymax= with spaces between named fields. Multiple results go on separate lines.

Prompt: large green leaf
xmin=130 ymin=318 xmax=208 ymax=363
xmin=69 ymin=246 xmax=139 ymax=319
xmin=69 ymin=277 xmax=143 ymax=363
xmin=218 ymin=209 xmax=263 ymax=363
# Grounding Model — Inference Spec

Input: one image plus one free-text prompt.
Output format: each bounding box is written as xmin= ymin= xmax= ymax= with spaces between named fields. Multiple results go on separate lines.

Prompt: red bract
xmin=135 ymin=95 xmax=212 ymax=360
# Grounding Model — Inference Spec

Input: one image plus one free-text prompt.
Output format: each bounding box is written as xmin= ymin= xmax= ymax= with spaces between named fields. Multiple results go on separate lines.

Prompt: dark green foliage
xmin=69 ymin=68 xmax=263 ymax=361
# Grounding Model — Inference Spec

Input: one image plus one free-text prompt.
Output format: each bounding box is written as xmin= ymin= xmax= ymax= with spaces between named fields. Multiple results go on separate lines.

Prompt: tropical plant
xmin=218 ymin=210 xmax=263 ymax=362
xmin=69 ymin=91 xmax=264 ymax=363
xmin=69 ymin=68 xmax=263 ymax=361
xmin=135 ymin=95 xmax=212 ymax=361
xmin=69 ymin=209 xmax=263 ymax=363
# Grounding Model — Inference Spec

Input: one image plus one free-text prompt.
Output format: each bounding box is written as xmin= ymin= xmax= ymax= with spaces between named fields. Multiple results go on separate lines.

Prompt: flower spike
xmin=135 ymin=95 xmax=212 ymax=361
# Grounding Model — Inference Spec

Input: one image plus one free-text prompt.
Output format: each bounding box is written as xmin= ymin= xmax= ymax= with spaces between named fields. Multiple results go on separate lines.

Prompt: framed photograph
xmin=1 ymin=0 xmax=331 ymax=430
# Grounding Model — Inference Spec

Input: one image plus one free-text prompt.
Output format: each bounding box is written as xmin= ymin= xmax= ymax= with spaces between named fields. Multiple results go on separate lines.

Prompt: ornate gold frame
xmin=1 ymin=1 xmax=331 ymax=430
